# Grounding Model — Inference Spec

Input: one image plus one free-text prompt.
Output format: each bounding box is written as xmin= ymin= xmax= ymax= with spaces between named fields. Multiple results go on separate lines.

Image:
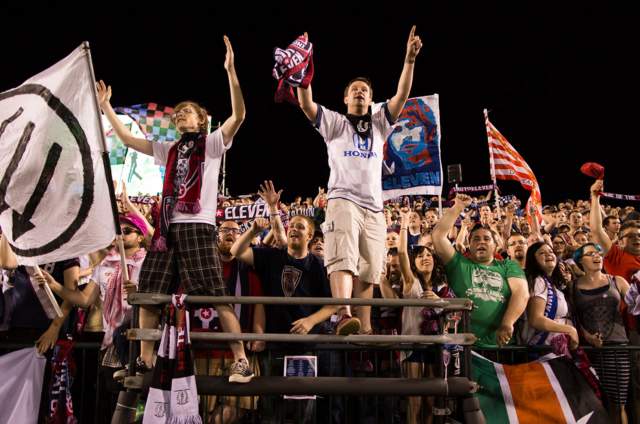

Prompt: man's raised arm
xmin=432 ymin=194 xmax=472 ymax=265
xmin=220 ymin=36 xmax=246 ymax=144
xmin=387 ymin=25 xmax=423 ymax=121
xmin=296 ymin=32 xmax=318 ymax=122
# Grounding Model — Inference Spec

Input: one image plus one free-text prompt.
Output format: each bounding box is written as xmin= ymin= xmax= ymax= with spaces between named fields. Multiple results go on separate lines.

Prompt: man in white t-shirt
xmin=296 ymin=27 xmax=423 ymax=335
xmin=96 ymin=36 xmax=253 ymax=383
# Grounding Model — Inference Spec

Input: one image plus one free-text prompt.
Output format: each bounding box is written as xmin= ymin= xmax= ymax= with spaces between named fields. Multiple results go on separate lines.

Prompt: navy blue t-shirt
xmin=251 ymin=247 xmax=331 ymax=334
xmin=9 ymin=259 xmax=79 ymax=330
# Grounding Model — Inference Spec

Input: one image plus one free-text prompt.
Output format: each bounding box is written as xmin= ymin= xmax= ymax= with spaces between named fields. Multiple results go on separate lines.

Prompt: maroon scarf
xmin=151 ymin=132 xmax=206 ymax=251
xmin=273 ymin=35 xmax=314 ymax=105
xmin=46 ymin=340 xmax=77 ymax=424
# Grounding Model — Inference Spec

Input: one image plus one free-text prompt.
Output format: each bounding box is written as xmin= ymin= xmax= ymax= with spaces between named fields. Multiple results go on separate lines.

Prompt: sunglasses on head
xmin=121 ymin=227 xmax=140 ymax=235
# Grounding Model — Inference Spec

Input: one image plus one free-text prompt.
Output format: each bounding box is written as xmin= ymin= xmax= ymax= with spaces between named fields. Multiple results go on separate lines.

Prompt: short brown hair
xmin=172 ymin=101 xmax=209 ymax=134
xmin=343 ymin=77 xmax=373 ymax=98
xmin=290 ymin=215 xmax=315 ymax=238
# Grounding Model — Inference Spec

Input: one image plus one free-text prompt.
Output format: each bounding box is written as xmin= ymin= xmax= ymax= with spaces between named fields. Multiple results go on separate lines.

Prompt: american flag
xmin=484 ymin=109 xmax=542 ymax=221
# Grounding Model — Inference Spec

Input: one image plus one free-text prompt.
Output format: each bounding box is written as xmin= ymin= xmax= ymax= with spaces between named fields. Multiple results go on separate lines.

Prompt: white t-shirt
xmin=524 ymin=276 xmax=572 ymax=345
xmin=401 ymin=277 xmax=425 ymax=337
xmin=152 ymin=128 xmax=231 ymax=226
xmin=314 ymin=103 xmax=395 ymax=212
xmin=400 ymin=277 xmax=424 ymax=361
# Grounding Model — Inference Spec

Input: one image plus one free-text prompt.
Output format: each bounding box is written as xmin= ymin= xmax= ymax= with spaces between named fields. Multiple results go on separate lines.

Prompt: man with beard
xmin=506 ymin=233 xmax=527 ymax=269
xmin=432 ymin=194 xmax=528 ymax=347
xmin=231 ymin=214 xmax=334 ymax=335
xmin=192 ymin=219 xmax=265 ymax=423
xmin=231 ymin=212 xmax=340 ymax=423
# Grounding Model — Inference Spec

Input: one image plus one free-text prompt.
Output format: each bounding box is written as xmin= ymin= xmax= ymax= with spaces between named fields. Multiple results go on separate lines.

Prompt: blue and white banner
xmin=380 ymin=95 xmax=443 ymax=200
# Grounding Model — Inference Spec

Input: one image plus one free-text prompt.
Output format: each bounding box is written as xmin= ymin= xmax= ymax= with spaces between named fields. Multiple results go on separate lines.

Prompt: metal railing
xmin=123 ymin=294 xmax=479 ymax=424
xmin=3 ymin=293 xmax=637 ymax=423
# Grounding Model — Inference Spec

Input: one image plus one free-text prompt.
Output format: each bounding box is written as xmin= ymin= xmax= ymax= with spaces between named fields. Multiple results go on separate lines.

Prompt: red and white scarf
xmin=273 ymin=35 xmax=314 ymax=105
xmin=152 ymin=133 xmax=206 ymax=252
xmin=101 ymin=248 xmax=146 ymax=349
xmin=144 ymin=295 xmax=201 ymax=424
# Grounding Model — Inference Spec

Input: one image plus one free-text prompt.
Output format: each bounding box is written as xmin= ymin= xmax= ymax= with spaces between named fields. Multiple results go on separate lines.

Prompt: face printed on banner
xmin=385 ymin=98 xmax=438 ymax=172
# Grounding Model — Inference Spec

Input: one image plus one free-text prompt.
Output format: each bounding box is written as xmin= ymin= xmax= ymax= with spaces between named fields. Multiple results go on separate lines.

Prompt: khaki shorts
xmin=322 ymin=198 xmax=386 ymax=284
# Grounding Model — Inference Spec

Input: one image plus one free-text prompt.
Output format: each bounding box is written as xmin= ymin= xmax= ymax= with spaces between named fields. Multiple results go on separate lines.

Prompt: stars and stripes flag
xmin=484 ymin=109 xmax=542 ymax=222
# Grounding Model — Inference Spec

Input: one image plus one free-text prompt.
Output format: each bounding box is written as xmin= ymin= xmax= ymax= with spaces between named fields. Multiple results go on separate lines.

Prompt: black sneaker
xmin=228 ymin=358 xmax=254 ymax=383
xmin=113 ymin=357 xmax=152 ymax=381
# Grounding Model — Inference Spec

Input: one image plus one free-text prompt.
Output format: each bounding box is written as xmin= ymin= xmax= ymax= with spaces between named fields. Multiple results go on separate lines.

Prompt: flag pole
xmin=118 ymin=146 xmax=129 ymax=184
xmin=219 ymin=121 xmax=227 ymax=196
xmin=82 ymin=41 xmax=129 ymax=283
xmin=484 ymin=109 xmax=501 ymax=213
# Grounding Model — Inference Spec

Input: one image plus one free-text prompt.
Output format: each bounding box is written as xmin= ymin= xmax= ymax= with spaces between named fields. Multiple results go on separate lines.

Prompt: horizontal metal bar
xmin=189 ymin=342 xmax=457 ymax=351
xmin=127 ymin=329 xmax=476 ymax=345
xmin=124 ymin=375 xmax=478 ymax=396
xmin=475 ymin=345 xmax=640 ymax=351
xmin=127 ymin=293 xmax=473 ymax=310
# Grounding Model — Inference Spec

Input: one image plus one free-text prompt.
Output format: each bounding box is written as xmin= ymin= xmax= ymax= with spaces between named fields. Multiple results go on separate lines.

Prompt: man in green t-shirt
xmin=432 ymin=194 xmax=529 ymax=347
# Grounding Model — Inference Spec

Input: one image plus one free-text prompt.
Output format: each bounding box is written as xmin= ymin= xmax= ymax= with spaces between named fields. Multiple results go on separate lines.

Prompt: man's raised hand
xmin=405 ymin=25 xmax=423 ymax=63
xmin=252 ymin=217 xmax=269 ymax=234
xmin=454 ymin=193 xmax=473 ymax=210
xmin=258 ymin=180 xmax=283 ymax=208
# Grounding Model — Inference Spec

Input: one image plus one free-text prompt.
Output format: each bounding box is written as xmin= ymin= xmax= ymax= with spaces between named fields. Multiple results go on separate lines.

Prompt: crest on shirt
xmin=281 ymin=266 xmax=303 ymax=297
xmin=356 ymin=119 xmax=369 ymax=134
xmin=352 ymin=133 xmax=372 ymax=151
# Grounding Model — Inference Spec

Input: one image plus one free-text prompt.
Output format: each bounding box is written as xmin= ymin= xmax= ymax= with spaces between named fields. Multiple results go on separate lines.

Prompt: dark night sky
xmin=2 ymin=4 xmax=638 ymax=205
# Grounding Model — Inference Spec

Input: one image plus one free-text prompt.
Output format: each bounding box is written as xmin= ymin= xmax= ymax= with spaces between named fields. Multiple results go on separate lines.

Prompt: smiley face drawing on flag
xmin=0 ymin=45 xmax=114 ymax=265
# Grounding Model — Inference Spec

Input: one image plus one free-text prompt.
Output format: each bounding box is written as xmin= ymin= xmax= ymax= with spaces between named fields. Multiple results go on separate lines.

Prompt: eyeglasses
xmin=219 ymin=227 xmax=240 ymax=234
xmin=121 ymin=227 xmax=140 ymax=235
xmin=581 ymin=251 xmax=602 ymax=257
xmin=621 ymin=232 xmax=640 ymax=240
xmin=171 ymin=107 xmax=196 ymax=120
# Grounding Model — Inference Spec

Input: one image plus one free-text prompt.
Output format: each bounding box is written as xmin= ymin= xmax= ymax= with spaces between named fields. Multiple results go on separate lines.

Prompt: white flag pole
xmin=219 ymin=121 xmax=226 ymax=196
xmin=81 ymin=42 xmax=129 ymax=283
xmin=29 ymin=266 xmax=63 ymax=318
xmin=484 ymin=109 xmax=501 ymax=213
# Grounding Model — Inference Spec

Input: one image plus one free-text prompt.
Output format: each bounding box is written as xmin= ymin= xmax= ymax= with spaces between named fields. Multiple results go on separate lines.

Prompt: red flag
xmin=484 ymin=109 xmax=542 ymax=222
